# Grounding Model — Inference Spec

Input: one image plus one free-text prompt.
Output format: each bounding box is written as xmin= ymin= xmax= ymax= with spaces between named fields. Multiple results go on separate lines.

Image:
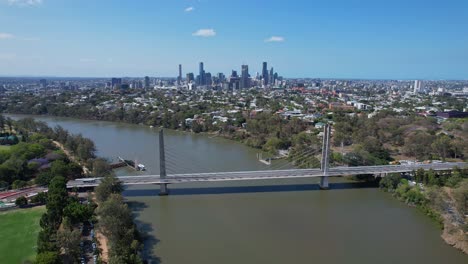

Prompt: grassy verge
xmin=0 ymin=145 xmax=11 ymax=150
xmin=0 ymin=206 xmax=46 ymax=263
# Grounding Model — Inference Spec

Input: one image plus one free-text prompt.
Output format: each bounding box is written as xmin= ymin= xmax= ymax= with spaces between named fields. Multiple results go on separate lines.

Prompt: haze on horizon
xmin=0 ymin=0 xmax=467 ymax=80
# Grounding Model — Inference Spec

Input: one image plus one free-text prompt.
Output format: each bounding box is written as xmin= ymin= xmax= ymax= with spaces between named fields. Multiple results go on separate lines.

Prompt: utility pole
xmin=159 ymin=129 xmax=169 ymax=195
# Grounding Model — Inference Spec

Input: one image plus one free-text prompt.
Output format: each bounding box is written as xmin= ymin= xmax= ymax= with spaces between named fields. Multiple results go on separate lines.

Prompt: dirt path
xmin=96 ymin=231 xmax=109 ymax=263
xmin=52 ymin=140 xmax=91 ymax=175
xmin=90 ymin=193 xmax=109 ymax=263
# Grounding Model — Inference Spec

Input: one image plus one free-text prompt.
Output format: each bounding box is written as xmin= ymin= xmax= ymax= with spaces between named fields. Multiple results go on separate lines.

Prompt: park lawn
xmin=0 ymin=206 xmax=45 ymax=264
xmin=0 ymin=145 xmax=11 ymax=150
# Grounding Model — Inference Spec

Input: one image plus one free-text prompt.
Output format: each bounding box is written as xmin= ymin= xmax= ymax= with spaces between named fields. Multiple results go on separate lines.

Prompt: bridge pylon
xmin=158 ymin=129 xmax=169 ymax=196
xmin=320 ymin=124 xmax=331 ymax=189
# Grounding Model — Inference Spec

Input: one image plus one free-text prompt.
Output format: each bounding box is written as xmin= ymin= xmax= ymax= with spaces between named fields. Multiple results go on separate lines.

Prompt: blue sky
xmin=0 ymin=0 xmax=467 ymax=79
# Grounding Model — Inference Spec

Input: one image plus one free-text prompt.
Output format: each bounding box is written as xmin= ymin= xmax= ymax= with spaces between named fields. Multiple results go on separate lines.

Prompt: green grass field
xmin=0 ymin=207 xmax=45 ymax=264
xmin=0 ymin=145 xmax=11 ymax=150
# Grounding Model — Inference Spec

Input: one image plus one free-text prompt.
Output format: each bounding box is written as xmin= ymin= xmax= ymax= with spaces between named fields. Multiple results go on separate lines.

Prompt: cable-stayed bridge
xmin=67 ymin=125 xmax=467 ymax=195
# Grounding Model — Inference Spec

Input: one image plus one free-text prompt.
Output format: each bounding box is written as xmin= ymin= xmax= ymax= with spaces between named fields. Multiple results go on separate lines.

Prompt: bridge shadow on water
xmin=126 ymin=201 xmax=161 ymax=264
xmin=123 ymin=181 xmax=378 ymax=197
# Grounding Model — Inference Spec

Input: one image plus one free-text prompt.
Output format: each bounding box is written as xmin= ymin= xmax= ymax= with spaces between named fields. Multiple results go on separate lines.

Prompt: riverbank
xmin=52 ymin=140 xmax=91 ymax=175
xmin=440 ymin=186 xmax=468 ymax=254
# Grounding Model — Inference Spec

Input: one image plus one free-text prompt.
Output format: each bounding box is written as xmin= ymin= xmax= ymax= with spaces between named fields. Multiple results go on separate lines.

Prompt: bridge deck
xmin=67 ymin=162 xmax=467 ymax=188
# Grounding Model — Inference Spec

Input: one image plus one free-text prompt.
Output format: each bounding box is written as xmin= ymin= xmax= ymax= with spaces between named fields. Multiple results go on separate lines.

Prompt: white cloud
xmin=192 ymin=29 xmax=216 ymax=37
xmin=7 ymin=0 xmax=43 ymax=7
xmin=265 ymin=36 xmax=285 ymax=42
xmin=184 ymin=6 xmax=194 ymax=12
xmin=0 ymin=33 xmax=14 ymax=39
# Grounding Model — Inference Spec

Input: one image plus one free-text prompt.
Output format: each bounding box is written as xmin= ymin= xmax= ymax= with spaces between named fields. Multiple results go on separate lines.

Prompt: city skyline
xmin=0 ymin=0 xmax=467 ymax=79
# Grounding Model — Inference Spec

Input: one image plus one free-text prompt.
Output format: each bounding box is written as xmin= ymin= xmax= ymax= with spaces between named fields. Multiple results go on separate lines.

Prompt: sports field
xmin=0 ymin=206 xmax=45 ymax=263
xmin=0 ymin=145 xmax=11 ymax=150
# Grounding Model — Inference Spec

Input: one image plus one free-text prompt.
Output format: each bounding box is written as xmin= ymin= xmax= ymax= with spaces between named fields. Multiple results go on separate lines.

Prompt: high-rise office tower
xmin=414 ymin=80 xmax=422 ymax=93
xmin=178 ymin=64 xmax=182 ymax=85
xmin=217 ymin=73 xmax=225 ymax=83
xmin=262 ymin=62 xmax=269 ymax=86
xmin=186 ymin=73 xmax=194 ymax=83
xmin=229 ymin=70 xmax=240 ymax=90
xmin=269 ymin=67 xmax=274 ymax=85
xmin=241 ymin=65 xmax=250 ymax=89
xmin=111 ymin=78 xmax=122 ymax=89
xmin=205 ymin=72 xmax=212 ymax=86
xmin=144 ymin=76 xmax=150 ymax=88
xmin=199 ymin=62 xmax=205 ymax=85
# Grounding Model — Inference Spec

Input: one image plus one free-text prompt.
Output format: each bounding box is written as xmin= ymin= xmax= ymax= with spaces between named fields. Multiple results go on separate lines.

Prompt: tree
xmin=63 ymin=200 xmax=94 ymax=224
xmin=12 ymin=180 xmax=28 ymax=189
xmin=431 ymin=135 xmax=452 ymax=161
xmin=379 ymin=173 xmax=401 ymax=191
xmin=95 ymin=174 xmax=123 ymax=203
xmin=31 ymin=192 xmax=48 ymax=204
xmin=36 ymin=171 xmax=54 ymax=186
xmin=57 ymin=228 xmax=81 ymax=263
xmin=35 ymin=251 xmax=61 ymax=264
xmin=91 ymin=158 xmax=112 ymax=177
xmin=15 ymin=196 xmax=28 ymax=207
xmin=46 ymin=176 xmax=68 ymax=229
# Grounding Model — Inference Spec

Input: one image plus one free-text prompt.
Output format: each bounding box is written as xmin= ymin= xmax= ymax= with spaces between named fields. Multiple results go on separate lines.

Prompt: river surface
xmin=7 ymin=114 xmax=468 ymax=264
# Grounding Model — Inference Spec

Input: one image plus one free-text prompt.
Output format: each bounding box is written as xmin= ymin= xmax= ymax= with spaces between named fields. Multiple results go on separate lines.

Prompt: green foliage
xmin=31 ymin=192 xmax=48 ymax=204
xmin=95 ymin=174 xmax=123 ymax=203
xmin=379 ymin=173 xmax=401 ymax=191
xmin=15 ymin=196 xmax=28 ymax=207
xmin=35 ymin=251 xmax=61 ymax=264
xmin=63 ymin=200 xmax=94 ymax=225
xmin=262 ymin=137 xmax=287 ymax=155
xmin=45 ymin=176 xmax=68 ymax=229
xmin=97 ymin=194 xmax=143 ymax=264
xmin=35 ymin=171 xmax=54 ymax=186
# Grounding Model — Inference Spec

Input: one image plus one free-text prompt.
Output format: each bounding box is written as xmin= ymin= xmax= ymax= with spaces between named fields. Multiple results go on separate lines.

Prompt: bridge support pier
xmin=159 ymin=183 xmax=169 ymax=196
xmin=319 ymin=176 xmax=329 ymax=190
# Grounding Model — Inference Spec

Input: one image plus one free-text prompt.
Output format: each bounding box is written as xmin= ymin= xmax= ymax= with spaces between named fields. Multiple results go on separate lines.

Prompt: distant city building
xmin=198 ymin=62 xmax=205 ymax=86
xmin=178 ymin=64 xmax=182 ymax=85
xmin=205 ymin=72 xmax=212 ymax=86
xmin=144 ymin=76 xmax=150 ymax=88
xmin=111 ymin=78 xmax=122 ymax=89
xmin=262 ymin=62 xmax=269 ymax=86
xmin=229 ymin=70 xmax=240 ymax=90
xmin=186 ymin=73 xmax=194 ymax=83
xmin=241 ymin=65 xmax=250 ymax=89
xmin=39 ymin=79 xmax=47 ymax=88
xmin=414 ymin=80 xmax=422 ymax=93
xmin=269 ymin=67 xmax=274 ymax=85
xmin=217 ymin=73 xmax=225 ymax=83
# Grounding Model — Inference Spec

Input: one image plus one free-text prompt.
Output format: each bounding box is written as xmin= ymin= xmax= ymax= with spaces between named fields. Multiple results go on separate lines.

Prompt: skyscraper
xmin=111 ymin=78 xmax=122 ymax=89
xmin=414 ymin=80 xmax=422 ymax=93
xmin=241 ymin=65 xmax=250 ymax=89
xmin=262 ymin=62 xmax=269 ymax=86
xmin=186 ymin=73 xmax=194 ymax=83
xmin=178 ymin=64 xmax=182 ymax=85
xmin=144 ymin=76 xmax=150 ymax=88
xmin=199 ymin=62 xmax=205 ymax=86
xmin=269 ymin=67 xmax=274 ymax=85
xmin=229 ymin=70 xmax=240 ymax=90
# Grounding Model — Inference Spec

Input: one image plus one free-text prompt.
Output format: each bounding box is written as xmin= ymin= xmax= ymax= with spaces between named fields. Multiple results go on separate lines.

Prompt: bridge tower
xmin=159 ymin=129 xmax=169 ymax=196
xmin=320 ymin=124 xmax=331 ymax=189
